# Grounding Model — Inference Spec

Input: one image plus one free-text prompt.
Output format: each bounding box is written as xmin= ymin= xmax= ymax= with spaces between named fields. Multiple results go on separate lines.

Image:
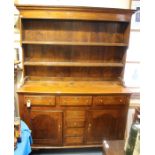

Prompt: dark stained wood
xmin=64 ymin=128 xmax=84 ymax=137
xmin=22 ymin=41 xmax=128 ymax=46
xmin=64 ymin=137 xmax=84 ymax=145
xmin=29 ymin=110 xmax=63 ymax=145
xmin=17 ymin=81 xmax=131 ymax=94
xmin=24 ymin=66 xmax=123 ymax=81
xmin=65 ymin=110 xmax=86 ymax=119
xmin=22 ymin=19 xmax=129 ymax=43
xmin=23 ymin=45 xmax=126 ymax=63
xmin=59 ymin=96 xmax=92 ymax=106
xmin=63 ymin=110 xmax=86 ymax=145
xmin=18 ymin=94 xmax=25 ymax=121
xmin=86 ymin=109 xmax=127 ymax=144
xmin=64 ymin=110 xmax=86 ymax=128
xmin=24 ymin=62 xmax=124 ymax=67
xmin=65 ymin=119 xmax=85 ymax=128
xmin=93 ymin=95 xmax=127 ymax=106
xmin=16 ymin=5 xmax=134 ymax=148
xmin=31 ymin=144 xmax=102 ymax=149
xmin=15 ymin=5 xmax=134 ymax=21
xmin=24 ymin=95 xmax=55 ymax=106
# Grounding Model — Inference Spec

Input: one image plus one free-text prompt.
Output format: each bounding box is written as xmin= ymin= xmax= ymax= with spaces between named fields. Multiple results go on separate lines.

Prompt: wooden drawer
xmin=64 ymin=128 xmax=84 ymax=137
xmin=93 ymin=95 xmax=126 ymax=106
xmin=65 ymin=119 xmax=85 ymax=128
xmin=59 ymin=96 xmax=92 ymax=106
xmin=64 ymin=137 xmax=84 ymax=145
xmin=24 ymin=95 xmax=56 ymax=106
xmin=65 ymin=110 xmax=85 ymax=119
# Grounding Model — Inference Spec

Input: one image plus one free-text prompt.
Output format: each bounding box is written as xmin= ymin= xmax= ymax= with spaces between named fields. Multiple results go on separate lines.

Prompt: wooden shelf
xmin=23 ymin=76 xmax=122 ymax=82
xmin=24 ymin=61 xmax=124 ymax=67
xmin=22 ymin=41 xmax=128 ymax=47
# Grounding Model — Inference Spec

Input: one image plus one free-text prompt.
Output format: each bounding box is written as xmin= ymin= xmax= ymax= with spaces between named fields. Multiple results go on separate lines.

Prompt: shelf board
xmin=22 ymin=41 xmax=128 ymax=47
xmin=23 ymin=76 xmax=123 ymax=82
xmin=24 ymin=61 xmax=124 ymax=67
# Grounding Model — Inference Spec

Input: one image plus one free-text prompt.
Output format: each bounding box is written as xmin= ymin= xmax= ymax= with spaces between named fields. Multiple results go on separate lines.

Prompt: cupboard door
xmin=30 ymin=110 xmax=62 ymax=146
xmin=86 ymin=109 xmax=127 ymax=144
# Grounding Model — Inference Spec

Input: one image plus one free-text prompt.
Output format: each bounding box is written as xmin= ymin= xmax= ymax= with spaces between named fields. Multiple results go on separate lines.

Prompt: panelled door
xmin=86 ymin=109 xmax=127 ymax=144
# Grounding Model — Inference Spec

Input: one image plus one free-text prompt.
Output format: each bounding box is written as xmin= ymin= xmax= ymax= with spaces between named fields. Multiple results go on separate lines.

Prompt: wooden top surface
xmin=15 ymin=4 xmax=134 ymax=13
xmin=17 ymin=80 xmax=131 ymax=94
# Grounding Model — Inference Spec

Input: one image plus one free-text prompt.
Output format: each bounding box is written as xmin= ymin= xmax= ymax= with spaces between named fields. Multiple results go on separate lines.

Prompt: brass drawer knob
xmin=58 ymin=125 xmax=61 ymax=131
xmin=120 ymin=99 xmax=123 ymax=102
xmin=100 ymin=99 xmax=103 ymax=102
xmin=88 ymin=123 xmax=91 ymax=128
xmin=74 ymin=97 xmax=78 ymax=101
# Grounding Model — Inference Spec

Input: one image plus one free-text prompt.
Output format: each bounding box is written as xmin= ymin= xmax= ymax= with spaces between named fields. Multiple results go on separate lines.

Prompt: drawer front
xmin=64 ymin=137 xmax=84 ymax=145
xmin=64 ymin=128 xmax=84 ymax=137
xmin=93 ymin=95 xmax=126 ymax=105
xmin=24 ymin=95 xmax=56 ymax=106
xmin=65 ymin=119 xmax=85 ymax=128
xmin=65 ymin=110 xmax=85 ymax=119
xmin=59 ymin=96 xmax=92 ymax=106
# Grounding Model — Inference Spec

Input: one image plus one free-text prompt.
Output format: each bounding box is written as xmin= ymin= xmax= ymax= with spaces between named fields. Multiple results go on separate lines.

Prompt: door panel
xmin=86 ymin=109 xmax=127 ymax=144
xmin=30 ymin=110 xmax=62 ymax=146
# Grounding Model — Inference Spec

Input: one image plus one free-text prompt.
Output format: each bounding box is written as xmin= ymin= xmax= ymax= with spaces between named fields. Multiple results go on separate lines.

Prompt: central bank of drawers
xmin=60 ymin=95 xmax=91 ymax=145
xmin=64 ymin=110 xmax=86 ymax=145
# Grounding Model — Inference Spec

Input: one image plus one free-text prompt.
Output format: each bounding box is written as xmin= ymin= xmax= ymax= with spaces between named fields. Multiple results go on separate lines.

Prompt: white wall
xmin=15 ymin=0 xmax=131 ymax=9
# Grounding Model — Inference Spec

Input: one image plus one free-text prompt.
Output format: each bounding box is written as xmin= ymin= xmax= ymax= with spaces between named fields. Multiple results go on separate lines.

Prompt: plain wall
xmin=15 ymin=0 xmax=131 ymax=9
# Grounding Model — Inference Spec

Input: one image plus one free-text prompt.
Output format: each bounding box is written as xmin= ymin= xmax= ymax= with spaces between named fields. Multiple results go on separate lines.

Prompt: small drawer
xmin=65 ymin=119 xmax=85 ymax=128
xmin=24 ymin=95 xmax=55 ymax=106
xmin=65 ymin=110 xmax=85 ymax=119
xmin=64 ymin=128 xmax=84 ymax=137
xmin=64 ymin=137 xmax=84 ymax=145
xmin=59 ymin=96 xmax=92 ymax=106
xmin=93 ymin=95 xmax=126 ymax=106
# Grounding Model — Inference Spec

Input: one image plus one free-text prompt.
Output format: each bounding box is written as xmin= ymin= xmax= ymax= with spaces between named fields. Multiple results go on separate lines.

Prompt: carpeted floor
xmin=30 ymin=148 xmax=103 ymax=155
